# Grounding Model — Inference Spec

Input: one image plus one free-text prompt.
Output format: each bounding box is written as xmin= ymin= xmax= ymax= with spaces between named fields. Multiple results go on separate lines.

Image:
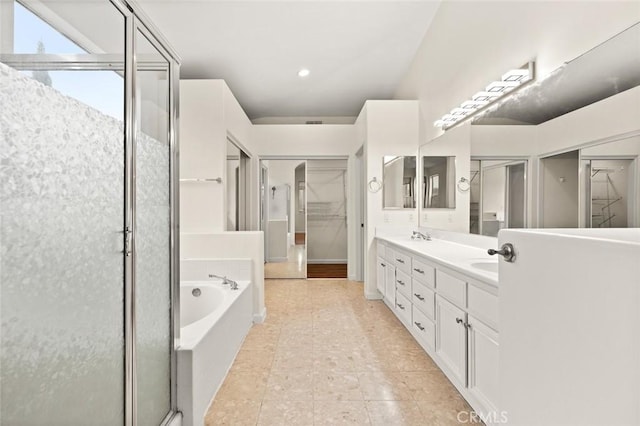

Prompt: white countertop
xmin=376 ymin=234 xmax=499 ymax=287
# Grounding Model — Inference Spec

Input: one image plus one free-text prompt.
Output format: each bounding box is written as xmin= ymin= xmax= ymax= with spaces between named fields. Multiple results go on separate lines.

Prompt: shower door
xmin=0 ymin=2 xmax=127 ymax=423
xmin=0 ymin=1 xmax=180 ymax=424
xmin=134 ymin=26 xmax=176 ymax=426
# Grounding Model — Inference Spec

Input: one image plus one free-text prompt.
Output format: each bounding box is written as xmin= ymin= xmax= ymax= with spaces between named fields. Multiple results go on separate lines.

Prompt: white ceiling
xmin=138 ymin=1 xmax=441 ymax=120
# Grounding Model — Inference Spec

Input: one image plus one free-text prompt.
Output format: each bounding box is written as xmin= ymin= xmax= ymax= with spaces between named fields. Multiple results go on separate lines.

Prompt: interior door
xmin=499 ymin=229 xmax=640 ymax=425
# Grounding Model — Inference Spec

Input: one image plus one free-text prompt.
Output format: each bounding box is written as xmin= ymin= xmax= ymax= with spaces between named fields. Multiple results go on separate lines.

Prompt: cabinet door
xmin=467 ymin=315 xmax=499 ymax=413
xmin=384 ymin=265 xmax=396 ymax=303
xmin=376 ymin=257 xmax=386 ymax=296
xmin=436 ymin=295 xmax=467 ymax=386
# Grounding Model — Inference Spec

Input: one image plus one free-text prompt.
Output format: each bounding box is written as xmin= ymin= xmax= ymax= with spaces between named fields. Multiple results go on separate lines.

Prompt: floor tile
xmin=313 ymin=401 xmax=371 ymax=425
xmin=357 ymin=372 xmax=413 ymax=401
xmin=264 ymin=370 xmax=314 ymax=401
xmin=257 ymin=400 xmax=314 ymax=425
xmin=205 ymin=279 xmax=473 ymax=425
xmin=313 ymin=372 xmax=363 ymax=401
xmin=205 ymin=399 xmax=261 ymax=426
xmin=366 ymin=400 xmax=425 ymax=426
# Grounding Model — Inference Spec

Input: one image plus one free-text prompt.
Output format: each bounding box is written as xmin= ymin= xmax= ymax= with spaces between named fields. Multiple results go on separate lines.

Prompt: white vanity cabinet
xmin=467 ymin=314 xmax=499 ymax=413
xmin=375 ymin=236 xmax=500 ymax=423
xmin=435 ymin=294 xmax=467 ymax=387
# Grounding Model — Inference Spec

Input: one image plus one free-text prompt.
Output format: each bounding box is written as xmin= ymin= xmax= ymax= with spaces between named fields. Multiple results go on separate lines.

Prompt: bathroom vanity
xmin=376 ymin=231 xmax=500 ymax=421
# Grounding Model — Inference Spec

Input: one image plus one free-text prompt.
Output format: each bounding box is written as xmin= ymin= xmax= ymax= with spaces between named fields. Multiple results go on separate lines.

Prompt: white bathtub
xmin=177 ymin=280 xmax=253 ymax=426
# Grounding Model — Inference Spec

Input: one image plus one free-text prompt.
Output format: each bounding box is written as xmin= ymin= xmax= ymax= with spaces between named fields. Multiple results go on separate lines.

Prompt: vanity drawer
xmin=412 ymin=306 xmax=435 ymax=350
xmin=395 ymin=291 xmax=412 ymax=325
xmin=412 ymin=280 xmax=435 ymax=320
xmin=412 ymin=258 xmax=435 ymax=288
xmin=393 ymin=250 xmax=412 ymax=274
xmin=396 ymin=269 xmax=412 ymax=298
xmin=436 ymin=270 xmax=466 ymax=308
xmin=467 ymin=284 xmax=499 ymax=331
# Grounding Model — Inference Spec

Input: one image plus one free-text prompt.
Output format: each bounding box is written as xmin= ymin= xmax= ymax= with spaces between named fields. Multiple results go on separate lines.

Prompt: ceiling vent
xmin=305 ymin=120 xmax=323 ymax=125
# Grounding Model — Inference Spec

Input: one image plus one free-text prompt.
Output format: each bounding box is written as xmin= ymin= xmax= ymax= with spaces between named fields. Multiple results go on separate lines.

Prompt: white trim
xmin=365 ymin=291 xmax=383 ymax=300
xmin=307 ymin=259 xmax=348 ymax=264
xmin=253 ymin=307 xmax=267 ymax=324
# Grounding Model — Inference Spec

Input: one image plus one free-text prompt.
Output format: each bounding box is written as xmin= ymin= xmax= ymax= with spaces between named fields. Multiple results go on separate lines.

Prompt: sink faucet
xmin=411 ymin=230 xmax=431 ymax=241
xmin=208 ymin=273 xmax=239 ymax=290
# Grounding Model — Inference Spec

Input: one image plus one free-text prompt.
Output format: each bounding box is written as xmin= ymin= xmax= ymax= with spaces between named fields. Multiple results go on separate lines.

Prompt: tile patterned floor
xmin=205 ymin=279 xmax=473 ymax=425
xmin=264 ymin=246 xmax=307 ymax=279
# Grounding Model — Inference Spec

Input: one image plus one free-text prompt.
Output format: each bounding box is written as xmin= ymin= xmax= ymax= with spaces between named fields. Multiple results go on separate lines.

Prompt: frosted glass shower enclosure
xmin=0 ymin=1 xmax=180 ymax=424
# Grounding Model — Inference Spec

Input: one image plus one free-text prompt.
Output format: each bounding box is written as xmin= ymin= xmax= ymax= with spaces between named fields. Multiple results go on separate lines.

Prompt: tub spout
xmin=208 ymin=273 xmax=239 ymax=290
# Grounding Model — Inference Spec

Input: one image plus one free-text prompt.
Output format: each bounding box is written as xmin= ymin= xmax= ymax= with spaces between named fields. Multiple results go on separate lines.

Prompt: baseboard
xmin=253 ymin=307 xmax=267 ymax=324
xmin=307 ymin=259 xmax=348 ymax=264
xmin=267 ymin=257 xmax=287 ymax=262
xmin=365 ymin=291 xmax=383 ymax=300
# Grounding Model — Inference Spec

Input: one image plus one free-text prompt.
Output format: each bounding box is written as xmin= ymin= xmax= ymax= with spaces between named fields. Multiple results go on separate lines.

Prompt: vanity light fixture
xmin=434 ymin=61 xmax=535 ymax=129
xmin=298 ymin=68 xmax=310 ymax=77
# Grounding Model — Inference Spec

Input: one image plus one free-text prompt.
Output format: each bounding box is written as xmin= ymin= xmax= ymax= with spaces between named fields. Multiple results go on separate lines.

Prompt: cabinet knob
xmin=414 ymin=322 xmax=425 ymax=331
xmin=414 ymin=293 xmax=424 ymax=301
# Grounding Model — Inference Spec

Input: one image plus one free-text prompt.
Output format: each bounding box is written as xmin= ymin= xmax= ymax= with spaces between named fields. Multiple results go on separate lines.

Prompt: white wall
xmin=251 ymin=124 xmax=357 ymax=157
xmin=361 ymin=100 xmax=420 ymax=298
xmin=394 ymin=0 xmax=640 ymax=144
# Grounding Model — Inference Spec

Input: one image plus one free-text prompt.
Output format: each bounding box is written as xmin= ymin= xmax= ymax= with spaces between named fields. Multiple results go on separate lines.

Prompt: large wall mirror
xmin=383 ymin=156 xmax=416 ymax=209
xmin=581 ymin=138 xmax=639 ymax=228
xmin=470 ymin=159 xmax=527 ymax=236
xmin=423 ymin=156 xmax=456 ymax=209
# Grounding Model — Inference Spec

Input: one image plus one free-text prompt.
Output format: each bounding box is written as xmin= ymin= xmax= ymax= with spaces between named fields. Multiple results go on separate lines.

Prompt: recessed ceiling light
xmin=298 ymin=68 xmax=310 ymax=77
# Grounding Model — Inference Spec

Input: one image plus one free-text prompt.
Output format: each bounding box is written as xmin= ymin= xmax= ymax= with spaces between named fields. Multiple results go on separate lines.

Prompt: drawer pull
xmin=413 ymin=268 xmax=424 ymax=274
xmin=414 ymin=322 xmax=425 ymax=331
xmin=397 ymin=303 xmax=405 ymax=310
xmin=380 ymin=263 xmax=385 ymax=267
xmin=397 ymin=280 xmax=405 ymax=286
xmin=456 ymin=317 xmax=464 ymax=325
xmin=414 ymin=293 xmax=424 ymax=301
xmin=396 ymin=258 xmax=405 ymax=264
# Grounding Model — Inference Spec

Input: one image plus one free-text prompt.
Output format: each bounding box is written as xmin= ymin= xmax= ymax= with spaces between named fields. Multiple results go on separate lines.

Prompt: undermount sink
xmin=470 ymin=262 xmax=498 ymax=273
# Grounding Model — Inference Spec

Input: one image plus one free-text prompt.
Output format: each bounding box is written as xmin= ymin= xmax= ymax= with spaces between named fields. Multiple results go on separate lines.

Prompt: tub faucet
xmin=208 ymin=274 xmax=239 ymax=290
xmin=411 ymin=230 xmax=431 ymax=241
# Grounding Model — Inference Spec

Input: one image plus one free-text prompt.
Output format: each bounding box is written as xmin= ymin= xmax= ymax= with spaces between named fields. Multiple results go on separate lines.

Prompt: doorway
xmin=260 ymin=158 xmax=349 ymax=279
xmin=306 ymin=159 xmax=348 ymax=278
xmin=262 ymin=159 xmax=307 ymax=279
xmin=226 ymin=137 xmax=250 ymax=231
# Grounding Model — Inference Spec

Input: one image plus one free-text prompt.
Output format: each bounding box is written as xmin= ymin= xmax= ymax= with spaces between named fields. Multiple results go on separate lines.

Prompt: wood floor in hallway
xmin=205 ymin=279 xmax=473 ymax=425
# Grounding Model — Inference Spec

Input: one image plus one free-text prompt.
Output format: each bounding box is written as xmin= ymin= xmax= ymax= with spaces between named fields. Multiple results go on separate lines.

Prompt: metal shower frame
xmin=1 ymin=0 xmax=182 ymax=424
